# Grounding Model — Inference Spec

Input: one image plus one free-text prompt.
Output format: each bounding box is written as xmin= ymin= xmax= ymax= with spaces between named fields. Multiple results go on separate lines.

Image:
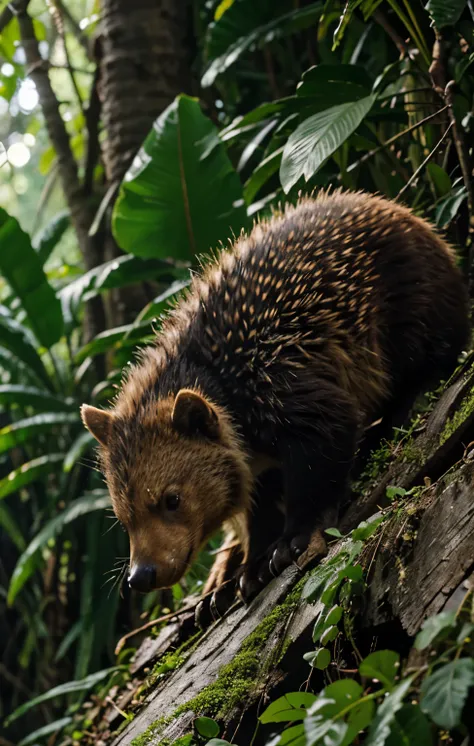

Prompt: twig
xmin=396 ymin=121 xmax=454 ymax=200
xmin=429 ymin=32 xmax=474 ymax=288
xmin=373 ymin=8 xmax=408 ymax=58
xmin=51 ymin=0 xmax=92 ymax=60
xmin=347 ymin=106 xmax=449 ymax=173
xmin=114 ymin=604 xmax=198 ymax=655
xmin=48 ymin=0 xmax=85 ymax=116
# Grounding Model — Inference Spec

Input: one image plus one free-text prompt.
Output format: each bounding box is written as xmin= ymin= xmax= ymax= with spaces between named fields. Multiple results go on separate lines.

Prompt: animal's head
xmin=81 ymin=389 xmax=251 ymax=593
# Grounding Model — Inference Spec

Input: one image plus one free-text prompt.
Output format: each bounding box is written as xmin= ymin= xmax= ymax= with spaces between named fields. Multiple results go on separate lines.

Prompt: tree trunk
xmin=85 ymin=357 xmax=474 ymax=745
xmin=95 ymin=0 xmax=194 ymax=326
xmin=98 ymin=0 xmax=192 ymax=186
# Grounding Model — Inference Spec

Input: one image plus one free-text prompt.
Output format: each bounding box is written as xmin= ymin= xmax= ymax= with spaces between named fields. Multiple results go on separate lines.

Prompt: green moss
xmin=131 ymin=581 xmax=305 ymax=746
xmin=145 ymin=632 xmax=203 ymax=688
xmin=440 ymin=387 xmax=474 ymax=446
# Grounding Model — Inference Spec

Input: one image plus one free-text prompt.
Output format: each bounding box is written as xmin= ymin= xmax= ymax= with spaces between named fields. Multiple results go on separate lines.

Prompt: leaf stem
xmin=396 ymin=121 xmax=454 ymax=200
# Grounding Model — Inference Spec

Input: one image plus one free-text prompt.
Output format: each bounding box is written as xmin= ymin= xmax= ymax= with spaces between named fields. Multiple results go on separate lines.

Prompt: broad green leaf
xmin=0 ymin=208 xmax=64 ymax=347
xmin=385 ymin=704 xmax=433 ymax=746
xmin=351 ymin=516 xmax=384 ymax=542
xmin=0 ymin=345 xmax=45 ymax=387
xmin=304 ymin=647 xmax=331 ymax=670
xmin=296 ymin=64 xmax=372 ymax=104
xmin=75 ymin=320 xmax=155 ymax=363
xmin=311 ymin=680 xmax=363 ymax=718
xmin=0 ymin=502 xmax=26 ymax=550
xmin=359 ymin=650 xmax=400 ymax=691
xmin=0 ymin=384 xmax=73 ymax=412
xmin=112 ymin=95 xmax=250 ymax=261
xmin=420 ymin=658 xmax=474 ymax=729
xmin=0 ymin=310 xmax=51 ymax=388
xmin=7 ymin=490 xmax=111 ymax=605
xmin=414 ymin=610 xmax=457 ymax=651
xmin=326 ymin=605 xmax=343 ymax=625
xmin=366 ymin=677 xmax=414 ymax=746
xmin=202 ymin=2 xmax=323 ymax=87
xmin=17 ymin=717 xmax=73 ymax=746
xmin=386 ymin=486 xmax=408 ymax=500
xmin=280 ymin=95 xmax=376 ymax=192
xmin=305 ymin=718 xmax=348 ymax=746
xmin=436 ymin=187 xmax=468 ymax=228
xmin=59 ymin=254 xmax=185 ymax=328
xmin=0 ymin=412 xmax=79 ymax=455
xmin=343 ymin=698 xmax=375 ymax=745
xmin=424 ymin=0 xmax=467 ymax=27
xmin=260 ymin=692 xmax=317 ymax=723
xmin=0 ymin=453 xmax=64 ymax=501
xmin=320 ymin=624 xmax=339 ymax=645
xmin=5 ymin=666 xmax=121 ymax=725
xmin=270 ymin=724 xmax=306 ymax=746
xmin=325 ymin=528 xmax=343 ymax=538
xmin=33 ymin=210 xmax=70 ymax=266
xmin=426 ymin=163 xmax=451 ymax=197
xmin=194 ymin=717 xmax=220 ymax=738
xmin=206 ymin=741 xmax=232 ymax=746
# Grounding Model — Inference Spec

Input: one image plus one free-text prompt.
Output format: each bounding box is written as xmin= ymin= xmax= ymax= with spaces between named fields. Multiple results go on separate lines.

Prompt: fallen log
xmin=100 ymin=357 xmax=474 ymax=746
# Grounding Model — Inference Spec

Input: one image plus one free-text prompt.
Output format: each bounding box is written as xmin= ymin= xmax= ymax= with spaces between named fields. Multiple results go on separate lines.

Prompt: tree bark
xmin=98 ymin=0 xmax=192 ymax=186
xmin=94 ymin=0 xmax=194 ymax=325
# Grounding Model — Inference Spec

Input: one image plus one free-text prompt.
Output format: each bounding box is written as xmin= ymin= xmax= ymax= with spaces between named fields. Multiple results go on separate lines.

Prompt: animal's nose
xmin=128 ymin=564 xmax=157 ymax=593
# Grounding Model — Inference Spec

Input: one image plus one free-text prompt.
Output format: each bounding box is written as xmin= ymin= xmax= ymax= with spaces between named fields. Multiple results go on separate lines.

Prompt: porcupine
xmin=81 ymin=189 xmax=470 ymax=615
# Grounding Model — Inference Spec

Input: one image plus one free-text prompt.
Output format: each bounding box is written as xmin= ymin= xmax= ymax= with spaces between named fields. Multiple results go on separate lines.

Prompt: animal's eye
xmin=164 ymin=492 xmax=180 ymax=512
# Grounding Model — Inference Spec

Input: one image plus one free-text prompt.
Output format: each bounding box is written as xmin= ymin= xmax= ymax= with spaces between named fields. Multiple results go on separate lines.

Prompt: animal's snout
xmin=128 ymin=564 xmax=157 ymax=593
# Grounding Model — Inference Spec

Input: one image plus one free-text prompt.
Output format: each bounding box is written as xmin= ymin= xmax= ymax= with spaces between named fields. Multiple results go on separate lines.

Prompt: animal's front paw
xmin=238 ymin=529 xmax=328 ymax=603
xmin=195 ymin=578 xmax=240 ymax=629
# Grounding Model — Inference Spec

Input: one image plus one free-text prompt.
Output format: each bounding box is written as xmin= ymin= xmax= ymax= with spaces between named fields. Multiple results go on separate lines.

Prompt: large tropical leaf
xmin=202 ymin=1 xmax=323 ymax=87
xmin=112 ymin=95 xmax=250 ymax=261
xmin=75 ymin=320 xmax=155 ymax=363
xmin=7 ymin=490 xmax=111 ymax=605
xmin=0 ymin=412 xmax=79 ymax=455
xmin=0 ymin=502 xmax=26 ymax=551
xmin=33 ymin=209 xmax=70 ymax=266
xmin=420 ymin=658 xmax=474 ymax=729
xmin=425 ymin=0 xmax=467 ymax=28
xmin=0 ymin=384 xmax=74 ymax=411
xmin=0 ymin=208 xmax=64 ymax=347
xmin=0 ymin=453 xmax=64 ymax=501
xmin=0 ymin=308 xmax=51 ymax=388
xmin=296 ymin=64 xmax=373 ymax=104
xmin=280 ymin=95 xmax=377 ymax=192
xmin=59 ymin=254 xmax=187 ymax=328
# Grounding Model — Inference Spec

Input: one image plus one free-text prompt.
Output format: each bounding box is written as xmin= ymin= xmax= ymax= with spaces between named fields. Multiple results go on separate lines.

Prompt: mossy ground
xmin=439 ymin=386 xmax=474 ymax=446
xmin=131 ymin=579 xmax=306 ymax=746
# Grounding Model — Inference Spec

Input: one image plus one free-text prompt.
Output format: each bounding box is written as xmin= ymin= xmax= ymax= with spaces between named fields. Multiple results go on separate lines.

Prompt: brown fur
xmin=81 ymin=189 xmax=470 ymax=595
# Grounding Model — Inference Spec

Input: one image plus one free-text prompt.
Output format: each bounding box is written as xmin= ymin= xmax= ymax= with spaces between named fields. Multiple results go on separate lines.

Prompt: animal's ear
xmin=172 ymin=389 xmax=220 ymax=440
xmin=81 ymin=404 xmax=114 ymax=447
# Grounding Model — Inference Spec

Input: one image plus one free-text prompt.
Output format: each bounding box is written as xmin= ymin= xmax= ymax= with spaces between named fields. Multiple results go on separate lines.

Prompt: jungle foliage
xmin=0 ymin=0 xmax=473 ymax=743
